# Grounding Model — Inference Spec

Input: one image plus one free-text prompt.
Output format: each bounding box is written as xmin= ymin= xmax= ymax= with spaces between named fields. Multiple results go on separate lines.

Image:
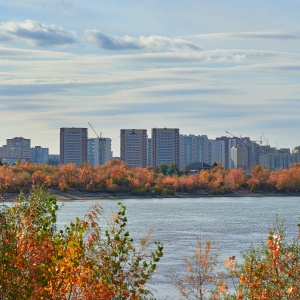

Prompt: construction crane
xmin=261 ymin=132 xmax=269 ymax=146
xmin=225 ymin=130 xmax=237 ymax=138
xmin=226 ymin=131 xmax=251 ymax=146
xmin=88 ymin=122 xmax=102 ymax=138
xmin=88 ymin=123 xmax=104 ymax=165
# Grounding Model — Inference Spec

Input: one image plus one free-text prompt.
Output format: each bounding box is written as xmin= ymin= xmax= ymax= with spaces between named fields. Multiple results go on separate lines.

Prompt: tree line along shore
xmin=1 ymin=160 xmax=300 ymax=200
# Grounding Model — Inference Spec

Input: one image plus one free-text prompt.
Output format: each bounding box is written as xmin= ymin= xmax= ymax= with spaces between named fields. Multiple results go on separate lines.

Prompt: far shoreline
xmin=2 ymin=188 xmax=300 ymax=202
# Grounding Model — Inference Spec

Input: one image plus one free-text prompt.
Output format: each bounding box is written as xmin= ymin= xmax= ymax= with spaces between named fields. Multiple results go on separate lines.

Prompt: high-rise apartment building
xmin=216 ymin=136 xmax=241 ymax=169
xmin=120 ymin=129 xmax=147 ymax=167
xmin=60 ymin=127 xmax=87 ymax=166
xmin=0 ymin=137 xmax=31 ymax=164
xmin=147 ymin=138 xmax=152 ymax=167
xmin=179 ymin=134 xmax=196 ymax=169
xmin=179 ymin=134 xmax=216 ymax=169
xmin=210 ymin=139 xmax=226 ymax=167
xmin=88 ymin=137 xmax=112 ymax=166
xmin=231 ymin=144 xmax=249 ymax=170
xmin=247 ymin=141 xmax=260 ymax=170
xmin=30 ymin=146 xmax=49 ymax=164
xmin=152 ymin=128 xmax=179 ymax=167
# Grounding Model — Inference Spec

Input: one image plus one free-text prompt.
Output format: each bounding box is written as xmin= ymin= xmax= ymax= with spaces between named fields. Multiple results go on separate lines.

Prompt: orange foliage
xmin=2 ymin=161 xmax=300 ymax=196
xmin=224 ymin=168 xmax=246 ymax=190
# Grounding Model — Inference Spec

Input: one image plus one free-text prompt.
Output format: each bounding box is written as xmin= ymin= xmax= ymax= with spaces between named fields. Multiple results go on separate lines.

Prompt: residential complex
xmin=60 ymin=127 xmax=88 ymax=166
xmin=1 ymin=128 xmax=300 ymax=171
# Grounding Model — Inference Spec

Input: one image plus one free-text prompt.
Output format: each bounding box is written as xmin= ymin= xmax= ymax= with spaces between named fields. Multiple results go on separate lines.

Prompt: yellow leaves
xmin=287 ymin=286 xmax=299 ymax=295
xmin=239 ymin=274 xmax=247 ymax=284
xmin=224 ymin=256 xmax=236 ymax=270
xmin=68 ymin=247 xmax=74 ymax=254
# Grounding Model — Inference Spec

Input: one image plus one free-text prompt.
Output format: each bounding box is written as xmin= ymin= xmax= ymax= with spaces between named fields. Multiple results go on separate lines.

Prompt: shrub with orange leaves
xmin=233 ymin=218 xmax=300 ymax=300
xmin=0 ymin=186 xmax=163 ymax=299
xmin=176 ymin=218 xmax=300 ymax=300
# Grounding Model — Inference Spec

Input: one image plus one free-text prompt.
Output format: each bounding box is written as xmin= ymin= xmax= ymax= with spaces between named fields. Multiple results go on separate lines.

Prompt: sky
xmin=1 ymin=0 xmax=300 ymax=156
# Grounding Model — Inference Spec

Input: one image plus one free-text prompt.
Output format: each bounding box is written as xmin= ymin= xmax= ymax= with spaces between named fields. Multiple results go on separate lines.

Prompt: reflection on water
xmin=10 ymin=196 xmax=300 ymax=299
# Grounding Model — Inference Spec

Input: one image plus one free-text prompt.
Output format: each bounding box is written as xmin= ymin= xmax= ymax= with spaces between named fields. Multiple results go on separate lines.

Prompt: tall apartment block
xmin=216 ymin=136 xmax=238 ymax=169
xmin=60 ymin=127 xmax=87 ymax=166
xmin=30 ymin=146 xmax=49 ymax=164
xmin=210 ymin=139 xmax=226 ymax=167
xmin=231 ymin=144 xmax=249 ymax=170
xmin=152 ymin=128 xmax=179 ymax=167
xmin=120 ymin=129 xmax=147 ymax=167
xmin=247 ymin=141 xmax=260 ymax=170
xmin=147 ymin=138 xmax=152 ymax=167
xmin=88 ymin=137 xmax=112 ymax=166
xmin=179 ymin=134 xmax=218 ymax=169
xmin=0 ymin=137 xmax=31 ymax=165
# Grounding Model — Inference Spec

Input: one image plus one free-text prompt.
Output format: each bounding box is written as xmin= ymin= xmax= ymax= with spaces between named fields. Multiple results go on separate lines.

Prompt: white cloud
xmin=187 ymin=31 xmax=300 ymax=40
xmin=84 ymin=30 xmax=202 ymax=52
xmin=0 ymin=20 xmax=77 ymax=47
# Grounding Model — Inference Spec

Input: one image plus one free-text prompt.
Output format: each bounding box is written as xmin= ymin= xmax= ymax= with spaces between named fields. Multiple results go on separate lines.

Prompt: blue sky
xmin=1 ymin=1 xmax=300 ymax=155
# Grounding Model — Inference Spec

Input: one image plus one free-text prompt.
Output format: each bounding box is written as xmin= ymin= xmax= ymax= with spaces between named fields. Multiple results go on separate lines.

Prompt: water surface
xmin=56 ymin=196 xmax=300 ymax=299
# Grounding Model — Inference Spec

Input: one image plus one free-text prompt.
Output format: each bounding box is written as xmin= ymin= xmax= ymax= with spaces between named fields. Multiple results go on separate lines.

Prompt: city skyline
xmin=1 ymin=1 xmax=300 ymax=156
xmin=1 ymin=126 xmax=298 ymax=155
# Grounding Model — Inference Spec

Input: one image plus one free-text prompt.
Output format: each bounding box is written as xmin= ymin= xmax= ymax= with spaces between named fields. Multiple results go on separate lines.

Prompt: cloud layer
xmin=1 ymin=14 xmax=300 ymax=155
xmin=0 ymin=20 xmax=77 ymax=46
xmin=84 ymin=30 xmax=202 ymax=51
xmin=0 ymin=19 xmax=202 ymax=52
xmin=188 ymin=31 xmax=300 ymax=40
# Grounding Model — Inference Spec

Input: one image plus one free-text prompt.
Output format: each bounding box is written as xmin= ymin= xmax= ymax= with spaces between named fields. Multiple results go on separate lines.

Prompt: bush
xmin=175 ymin=218 xmax=300 ymax=299
xmin=0 ymin=186 xmax=163 ymax=299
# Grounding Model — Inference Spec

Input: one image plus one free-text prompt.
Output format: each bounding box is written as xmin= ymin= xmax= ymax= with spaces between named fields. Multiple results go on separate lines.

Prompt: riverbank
xmin=2 ymin=188 xmax=300 ymax=201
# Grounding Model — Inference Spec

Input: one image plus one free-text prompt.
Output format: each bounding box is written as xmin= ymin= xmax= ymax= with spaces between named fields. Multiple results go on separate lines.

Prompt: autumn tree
xmin=247 ymin=165 xmax=272 ymax=192
xmin=174 ymin=239 xmax=226 ymax=300
xmin=224 ymin=169 xmax=246 ymax=191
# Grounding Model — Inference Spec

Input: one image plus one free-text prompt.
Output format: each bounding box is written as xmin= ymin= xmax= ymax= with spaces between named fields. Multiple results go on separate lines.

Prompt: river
xmin=55 ymin=196 xmax=300 ymax=299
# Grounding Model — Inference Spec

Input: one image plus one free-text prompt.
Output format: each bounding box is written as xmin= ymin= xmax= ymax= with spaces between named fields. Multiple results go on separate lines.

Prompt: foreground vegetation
xmin=176 ymin=219 xmax=300 ymax=299
xmin=1 ymin=161 xmax=300 ymax=196
xmin=0 ymin=187 xmax=163 ymax=299
xmin=1 ymin=187 xmax=299 ymax=299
